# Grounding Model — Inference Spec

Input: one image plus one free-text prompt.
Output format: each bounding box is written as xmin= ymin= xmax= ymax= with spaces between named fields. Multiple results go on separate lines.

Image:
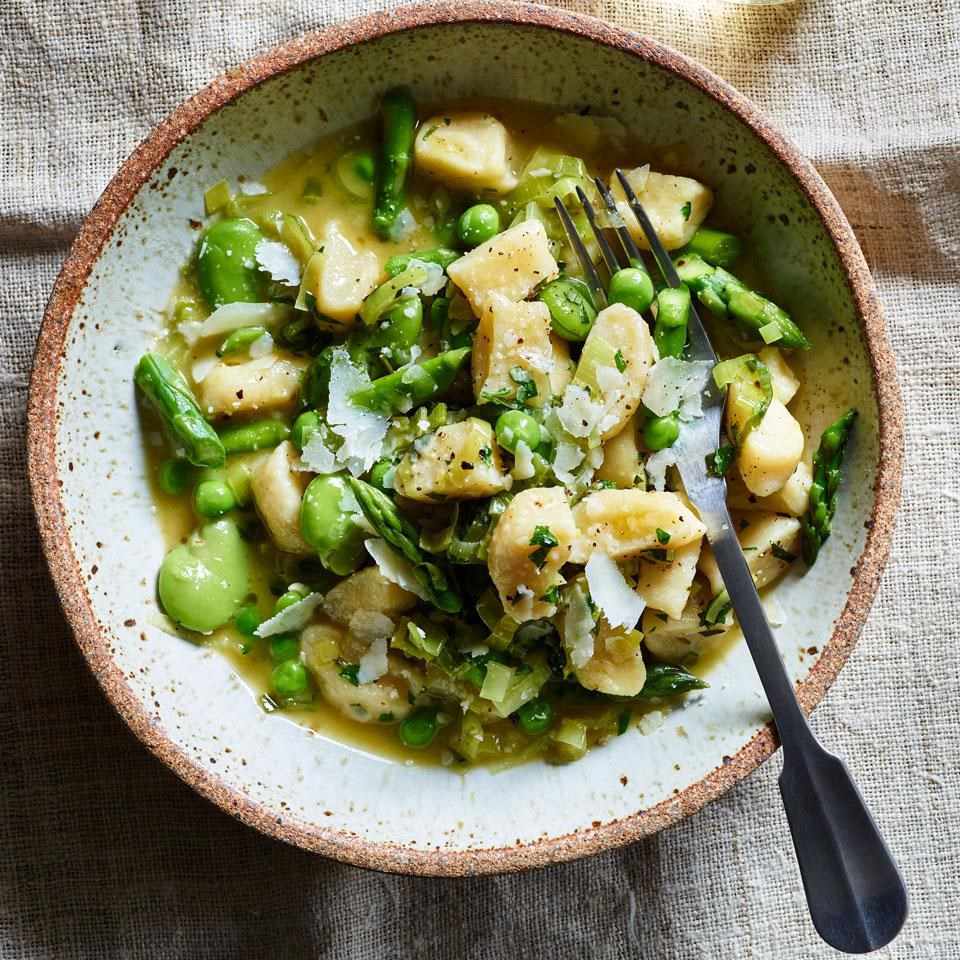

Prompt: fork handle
xmin=709 ymin=527 xmax=908 ymax=952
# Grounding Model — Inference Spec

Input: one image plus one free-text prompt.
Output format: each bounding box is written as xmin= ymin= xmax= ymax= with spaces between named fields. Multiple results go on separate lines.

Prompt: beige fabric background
xmin=2 ymin=0 xmax=958 ymax=957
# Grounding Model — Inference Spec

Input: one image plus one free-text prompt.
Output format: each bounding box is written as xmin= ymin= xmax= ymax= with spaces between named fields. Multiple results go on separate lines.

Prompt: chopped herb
xmin=617 ymin=709 xmax=631 ymax=735
xmin=708 ymin=443 xmax=736 ymax=477
xmin=378 ymin=712 xmax=395 ymax=723
xmin=478 ymin=446 xmax=493 ymax=466
xmin=614 ymin=349 xmax=627 ymax=373
xmin=338 ymin=662 xmax=360 ymax=686
xmin=529 ymin=525 xmax=559 ymax=569
xmin=655 ymin=528 xmax=671 ymax=545
xmin=680 ymin=201 xmax=692 ymax=221
xmin=509 ymin=366 xmax=538 ymax=405
xmin=771 ymin=542 xmax=798 ymax=563
xmin=540 ymin=584 xmax=561 ymax=605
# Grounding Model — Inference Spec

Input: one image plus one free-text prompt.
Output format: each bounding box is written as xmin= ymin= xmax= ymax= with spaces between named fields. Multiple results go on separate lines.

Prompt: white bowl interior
xmin=53 ymin=22 xmax=877 ymax=857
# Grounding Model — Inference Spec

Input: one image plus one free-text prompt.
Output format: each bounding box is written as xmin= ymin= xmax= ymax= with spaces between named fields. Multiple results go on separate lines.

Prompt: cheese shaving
xmin=255 ymin=239 xmax=301 ymax=286
xmin=642 ymin=358 xmax=713 ymax=420
xmin=248 ymin=331 xmax=275 ymax=359
xmin=557 ymin=384 xmax=604 ymax=438
xmin=178 ymin=301 xmax=291 ymax=346
xmin=552 ymin=441 xmax=585 ymax=484
xmin=191 ymin=354 xmax=218 ymax=384
xmin=356 ymin=637 xmax=390 ymax=684
xmin=512 ymin=440 xmax=535 ymax=480
xmin=408 ymin=258 xmax=446 ymax=296
xmin=327 ymin=348 xmax=389 ymax=475
xmin=584 ymin=552 xmax=645 ymax=630
xmin=364 ymin=538 xmax=428 ymax=601
xmin=299 ymin=432 xmax=338 ymax=474
xmin=254 ymin=592 xmax=323 ymax=637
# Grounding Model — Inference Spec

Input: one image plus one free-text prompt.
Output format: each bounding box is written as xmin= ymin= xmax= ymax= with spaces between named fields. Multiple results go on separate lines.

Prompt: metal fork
xmin=556 ymin=173 xmax=907 ymax=955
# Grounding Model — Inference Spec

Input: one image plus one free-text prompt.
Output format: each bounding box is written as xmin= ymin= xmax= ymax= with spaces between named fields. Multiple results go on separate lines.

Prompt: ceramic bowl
xmin=27 ymin=1 xmax=902 ymax=875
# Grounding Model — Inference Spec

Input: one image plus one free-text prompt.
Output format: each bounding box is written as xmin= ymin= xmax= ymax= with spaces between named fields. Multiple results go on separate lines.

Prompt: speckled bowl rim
xmin=27 ymin=0 xmax=903 ymax=876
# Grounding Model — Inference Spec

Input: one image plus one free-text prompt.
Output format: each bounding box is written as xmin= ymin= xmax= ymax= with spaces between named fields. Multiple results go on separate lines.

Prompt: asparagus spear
xmin=680 ymin=227 xmax=742 ymax=268
xmin=639 ymin=663 xmax=709 ymax=698
xmin=373 ymin=87 xmax=417 ymax=239
xmin=135 ymin=353 xmax=225 ymax=468
xmin=350 ymin=347 xmax=471 ymax=415
xmin=346 ymin=478 xmax=462 ymax=613
xmin=653 ymin=285 xmax=690 ymax=359
xmin=802 ymin=409 xmax=857 ymax=565
xmin=674 ymin=253 xmax=811 ymax=349
xmin=217 ymin=418 xmax=290 ymax=454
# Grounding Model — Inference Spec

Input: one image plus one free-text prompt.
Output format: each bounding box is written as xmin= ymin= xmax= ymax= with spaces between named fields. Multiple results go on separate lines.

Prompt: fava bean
xmin=196 ymin=218 xmax=268 ymax=309
xmin=299 ymin=475 xmax=367 ymax=576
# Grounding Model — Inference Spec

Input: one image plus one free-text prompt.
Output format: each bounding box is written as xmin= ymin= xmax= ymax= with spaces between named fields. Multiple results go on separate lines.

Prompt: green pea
xmin=217 ymin=325 xmax=268 ymax=358
xmin=269 ymin=633 xmax=301 ymax=663
xmin=608 ymin=267 xmax=655 ymax=314
xmin=271 ymin=659 xmax=310 ymax=697
xmin=234 ymin=603 xmax=262 ymax=637
xmin=538 ymin=276 xmax=597 ymax=341
xmin=299 ymin=475 xmax=367 ymax=576
xmin=274 ymin=588 xmax=308 ymax=615
xmin=368 ymin=459 xmax=394 ymax=491
xmin=194 ymin=478 xmax=236 ymax=518
xmin=517 ymin=697 xmax=553 ymax=735
xmin=457 ymin=204 xmax=500 ymax=248
xmin=495 ymin=410 xmax=541 ymax=454
xmin=158 ymin=458 xmax=193 ymax=496
xmin=643 ymin=412 xmax=680 ymax=451
xmin=158 ymin=518 xmax=249 ymax=633
xmin=399 ymin=708 xmax=438 ymax=748
xmin=196 ymin=218 xmax=268 ymax=309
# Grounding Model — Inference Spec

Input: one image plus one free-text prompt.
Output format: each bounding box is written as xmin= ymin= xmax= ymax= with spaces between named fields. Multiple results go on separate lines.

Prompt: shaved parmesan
xmin=248 ymin=331 xmax=274 ymax=358
xmin=179 ymin=301 xmax=291 ymax=346
xmin=255 ymin=240 xmax=301 ymax=286
xmin=389 ymin=208 xmax=416 ymax=241
xmin=355 ymin=641 xmax=389 ymax=685
xmin=327 ymin=349 xmax=389 ymax=475
xmin=552 ymin=441 xmax=585 ymax=485
xmin=563 ymin=582 xmax=596 ymax=669
xmin=642 ymin=358 xmax=713 ymax=420
xmin=299 ymin=431 xmax=338 ymax=474
xmin=595 ymin=364 xmax=627 ymax=396
xmin=408 ymin=258 xmax=446 ymax=296
xmin=645 ymin=444 xmax=679 ymax=492
xmin=356 ymin=636 xmax=390 ymax=684
xmin=512 ymin=440 xmax=535 ymax=480
xmin=364 ymin=539 xmax=429 ymax=601
xmin=254 ymin=592 xmax=323 ymax=637
xmin=585 ymin=552 xmax=645 ymax=629
xmin=191 ymin=354 xmax=218 ymax=384
xmin=557 ymin=384 xmax=604 ymax=438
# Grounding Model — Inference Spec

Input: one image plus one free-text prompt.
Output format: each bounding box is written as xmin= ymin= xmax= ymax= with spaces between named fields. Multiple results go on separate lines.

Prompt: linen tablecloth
xmin=1 ymin=1 xmax=957 ymax=956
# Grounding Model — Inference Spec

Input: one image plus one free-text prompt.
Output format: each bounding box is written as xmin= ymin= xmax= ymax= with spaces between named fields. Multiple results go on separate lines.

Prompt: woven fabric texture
xmin=1 ymin=1 xmax=957 ymax=957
